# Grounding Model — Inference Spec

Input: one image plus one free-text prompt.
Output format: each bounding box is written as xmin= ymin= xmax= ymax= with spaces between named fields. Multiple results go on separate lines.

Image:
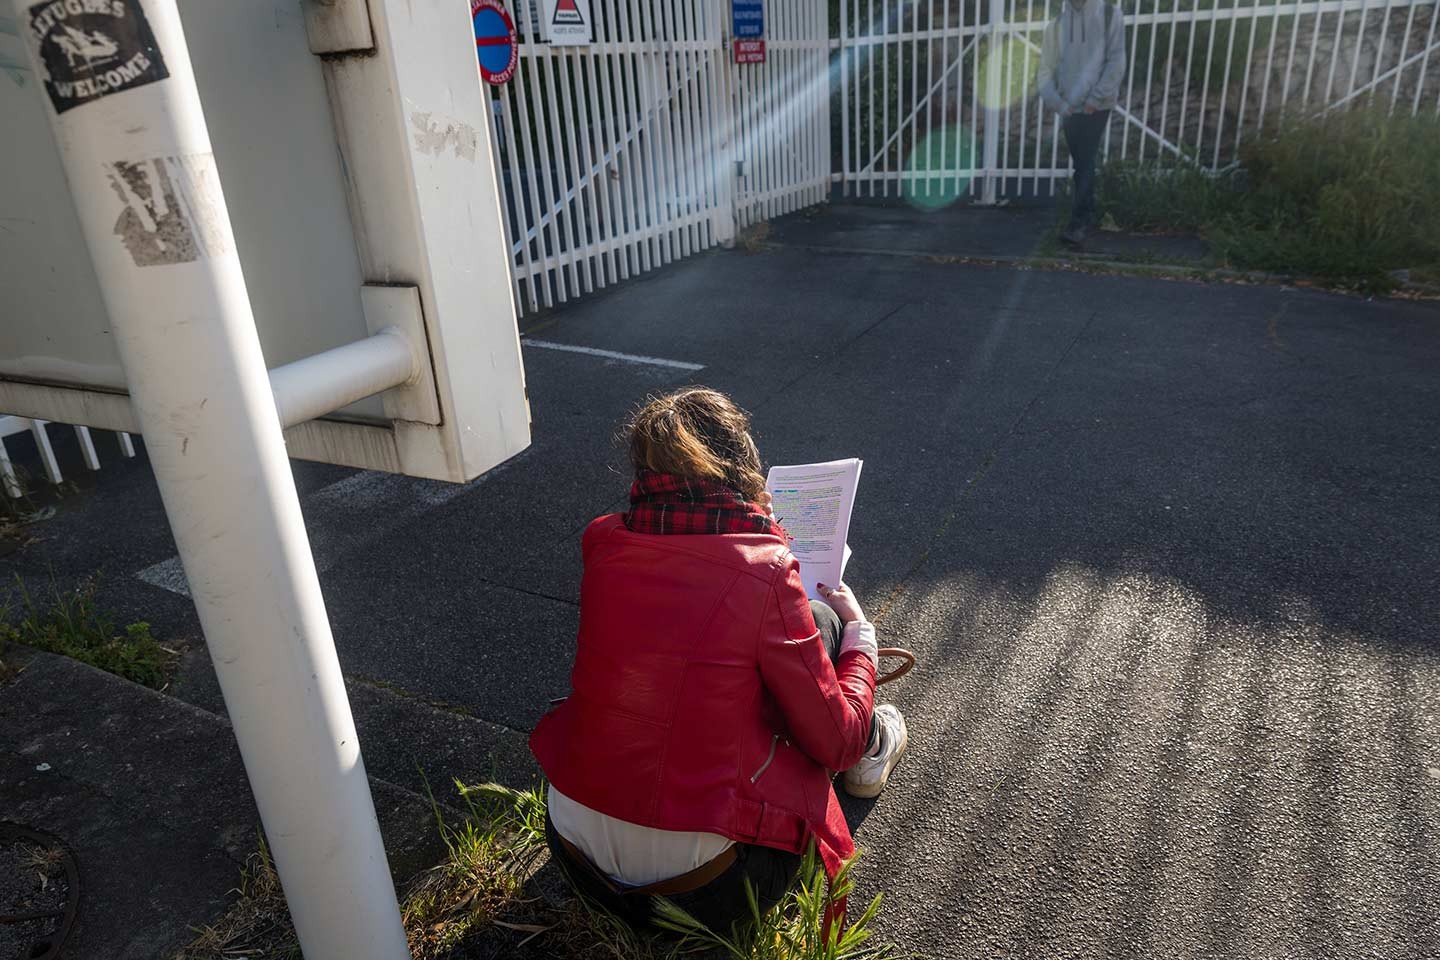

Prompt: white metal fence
xmin=489 ymin=2 xmax=830 ymax=315
xmin=491 ymin=1 xmax=1439 ymax=311
xmin=834 ymin=0 xmax=1440 ymax=200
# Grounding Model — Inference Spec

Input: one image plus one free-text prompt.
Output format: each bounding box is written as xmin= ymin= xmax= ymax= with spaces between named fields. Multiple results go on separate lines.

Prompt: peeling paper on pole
xmin=103 ymin=153 xmax=232 ymax=267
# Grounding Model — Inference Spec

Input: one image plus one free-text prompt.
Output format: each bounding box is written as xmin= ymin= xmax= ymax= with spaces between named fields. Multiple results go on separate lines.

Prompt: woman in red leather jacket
xmin=530 ymin=387 xmax=909 ymax=935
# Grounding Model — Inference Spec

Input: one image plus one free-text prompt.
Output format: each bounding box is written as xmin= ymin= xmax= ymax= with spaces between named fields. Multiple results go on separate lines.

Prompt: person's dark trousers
xmin=1062 ymin=109 xmax=1110 ymax=231
xmin=808 ymin=600 xmax=879 ymax=747
xmin=544 ymin=810 xmax=801 ymax=935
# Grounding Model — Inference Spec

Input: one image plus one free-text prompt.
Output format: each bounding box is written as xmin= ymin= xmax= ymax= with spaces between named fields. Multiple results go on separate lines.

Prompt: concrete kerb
xmin=763 ymin=241 xmax=1440 ymax=301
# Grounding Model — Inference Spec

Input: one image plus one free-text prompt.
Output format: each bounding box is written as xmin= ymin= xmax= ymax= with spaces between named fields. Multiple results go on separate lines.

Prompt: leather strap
xmin=556 ymin=833 xmax=739 ymax=898
xmin=876 ymin=647 xmax=916 ymax=685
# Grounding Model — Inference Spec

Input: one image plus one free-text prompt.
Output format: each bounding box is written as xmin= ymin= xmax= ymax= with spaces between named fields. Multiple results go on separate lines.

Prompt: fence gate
xmin=835 ymin=0 xmax=1440 ymax=202
xmin=490 ymin=2 xmax=831 ymax=315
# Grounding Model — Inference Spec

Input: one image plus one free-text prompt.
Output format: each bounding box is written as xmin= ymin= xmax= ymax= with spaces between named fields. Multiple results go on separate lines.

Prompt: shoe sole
xmin=842 ymin=724 xmax=909 ymax=799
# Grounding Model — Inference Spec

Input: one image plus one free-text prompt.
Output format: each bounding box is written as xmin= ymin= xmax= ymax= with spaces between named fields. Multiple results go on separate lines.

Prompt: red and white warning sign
xmin=542 ymin=0 xmax=592 ymax=46
xmin=733 ymin=39 xmax=766 ymax=64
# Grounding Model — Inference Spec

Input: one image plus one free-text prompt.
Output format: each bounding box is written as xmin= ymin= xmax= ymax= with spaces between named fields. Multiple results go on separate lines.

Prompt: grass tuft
xmin=177 ymin=782 xmax=906 ymax=960
xmin=402 ymin=779 xmax=547 ymax=958
xmin=176 ymin=837 xmax=301 ymax=960
xmin=1 ymin=576 xmax=175 ymax=688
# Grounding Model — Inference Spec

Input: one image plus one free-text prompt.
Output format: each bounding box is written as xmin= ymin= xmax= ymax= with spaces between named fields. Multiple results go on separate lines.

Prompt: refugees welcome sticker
xmin=27 ymin=0 xmax=169 ymax=115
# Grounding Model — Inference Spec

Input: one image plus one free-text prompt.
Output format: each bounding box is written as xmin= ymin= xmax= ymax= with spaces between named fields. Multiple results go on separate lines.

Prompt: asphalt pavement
xmin=3 ymin=202 xmax=1439 ymax=959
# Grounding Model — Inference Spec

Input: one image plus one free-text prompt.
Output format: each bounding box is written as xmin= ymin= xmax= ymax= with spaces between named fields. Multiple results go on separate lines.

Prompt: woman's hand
xmin=817 ymin=582 xmax=866 ymax=623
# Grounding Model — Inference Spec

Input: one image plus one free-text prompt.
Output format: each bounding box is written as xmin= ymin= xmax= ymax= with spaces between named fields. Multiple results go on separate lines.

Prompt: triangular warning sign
xmin=552 ymin=0 xmax=584 ymax=26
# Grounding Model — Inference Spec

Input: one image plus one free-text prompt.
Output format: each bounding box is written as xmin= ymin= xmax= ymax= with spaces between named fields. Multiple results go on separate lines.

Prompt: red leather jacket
xmin=530 ymin=514 xmax=877 ymax=879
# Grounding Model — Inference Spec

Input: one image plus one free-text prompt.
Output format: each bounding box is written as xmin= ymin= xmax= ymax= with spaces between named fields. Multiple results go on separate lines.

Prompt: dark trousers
xmin=543 ymin=600 xmax=868 ymax=936
xmin=1062 ymin=110 xmax=1110 ymax=229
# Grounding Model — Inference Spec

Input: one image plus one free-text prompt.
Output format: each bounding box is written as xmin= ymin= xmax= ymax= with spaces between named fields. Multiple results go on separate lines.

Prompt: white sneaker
xmin=842 ymin=704 xmax=908 ymax=798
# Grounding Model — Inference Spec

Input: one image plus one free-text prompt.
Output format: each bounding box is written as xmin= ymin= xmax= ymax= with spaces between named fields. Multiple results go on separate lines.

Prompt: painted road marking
xmin=521 ymin=338 xmax=704 ymax=371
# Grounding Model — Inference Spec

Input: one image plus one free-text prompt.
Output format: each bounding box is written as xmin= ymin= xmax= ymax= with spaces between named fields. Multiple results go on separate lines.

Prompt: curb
xmin=763 ymin=241 xmax=1440 ymax=301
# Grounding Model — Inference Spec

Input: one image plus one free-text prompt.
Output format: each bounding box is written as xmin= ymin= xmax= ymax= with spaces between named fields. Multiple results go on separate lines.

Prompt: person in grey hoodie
xmin=1037 ymin=0 xmax=1127 ymax=244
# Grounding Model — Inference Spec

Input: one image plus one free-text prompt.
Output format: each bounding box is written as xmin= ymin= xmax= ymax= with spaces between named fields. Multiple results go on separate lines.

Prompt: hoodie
xmin=1037 ymin=0 xmax=1127 ymax=115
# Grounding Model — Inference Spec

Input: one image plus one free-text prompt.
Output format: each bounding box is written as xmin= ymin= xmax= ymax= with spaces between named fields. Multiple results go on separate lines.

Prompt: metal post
xmin=713 ymin=1 xmax=738 ymax=247
xmin=12 ymin=1 xmax=410 ymax=957
xmin=981 ymin=0 xmax=1007 ymax=204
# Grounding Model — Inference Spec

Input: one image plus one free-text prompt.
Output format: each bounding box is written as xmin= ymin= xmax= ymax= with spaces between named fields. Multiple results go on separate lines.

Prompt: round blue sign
xmin=471 ymin=0 xmax=518 ymax=85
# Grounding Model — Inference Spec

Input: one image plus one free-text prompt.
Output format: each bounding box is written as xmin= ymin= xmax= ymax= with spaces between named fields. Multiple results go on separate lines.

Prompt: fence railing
xmin=489 ymin=2 xmax=830 ymax=316
xmin=490 ymin=1 xmax=1438 ymax=313
xmin=833 ymin=0 xmax=1440 ymax=200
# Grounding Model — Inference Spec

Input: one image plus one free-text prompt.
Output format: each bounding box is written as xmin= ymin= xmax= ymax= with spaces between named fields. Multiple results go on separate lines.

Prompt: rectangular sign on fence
xmin=734 ymin=39 xmax=765 ymax=64
xmin=732 ymin=0 xmax=765 ymax=63
xmin=542 ymin=0 xmax=591 ymax=46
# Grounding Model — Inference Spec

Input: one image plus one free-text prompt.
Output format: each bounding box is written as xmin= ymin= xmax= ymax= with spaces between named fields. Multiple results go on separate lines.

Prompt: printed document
xmin=765 ymin=458 xmax=862 ymax=601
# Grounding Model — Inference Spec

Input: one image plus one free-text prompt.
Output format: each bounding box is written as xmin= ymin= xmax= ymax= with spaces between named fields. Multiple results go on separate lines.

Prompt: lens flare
xmin=903 ymin=124 xmax=976 ymax=211
xmin=976 ymin=36 xmax=1041 ymax=111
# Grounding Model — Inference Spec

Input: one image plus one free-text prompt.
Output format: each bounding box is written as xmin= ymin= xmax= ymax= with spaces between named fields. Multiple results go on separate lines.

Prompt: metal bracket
xmin=361 ymin=284 xmax=441 ymax=425
xmin=300 ymin=0 xmax=375 ymax=55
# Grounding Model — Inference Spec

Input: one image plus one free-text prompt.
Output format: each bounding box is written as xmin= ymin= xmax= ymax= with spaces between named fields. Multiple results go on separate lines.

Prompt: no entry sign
xmin=472 ymin=0 xmax=519 ymax=85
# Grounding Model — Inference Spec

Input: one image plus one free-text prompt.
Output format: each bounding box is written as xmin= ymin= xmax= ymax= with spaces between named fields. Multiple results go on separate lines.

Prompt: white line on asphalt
xmin=135 ymin=448 xmax=534 ymax=598
xmin=521 ymin=338 xmax=704 ymax=371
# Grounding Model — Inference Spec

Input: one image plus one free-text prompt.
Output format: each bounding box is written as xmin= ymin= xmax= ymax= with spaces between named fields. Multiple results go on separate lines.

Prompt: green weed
xmin=1 ymin=576 xmax=174 ymax=688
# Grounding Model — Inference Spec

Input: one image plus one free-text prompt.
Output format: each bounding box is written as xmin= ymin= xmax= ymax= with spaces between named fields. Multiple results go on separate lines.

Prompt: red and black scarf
xmin=624 ymin=471 xmax=784 ymax=538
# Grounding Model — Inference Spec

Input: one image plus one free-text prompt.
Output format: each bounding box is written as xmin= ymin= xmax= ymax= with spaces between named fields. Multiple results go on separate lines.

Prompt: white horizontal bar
xmin=268 ymin=328 xmax=418 ymax=429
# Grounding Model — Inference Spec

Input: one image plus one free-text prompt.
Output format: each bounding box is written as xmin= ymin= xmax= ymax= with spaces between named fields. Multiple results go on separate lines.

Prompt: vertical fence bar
xmin=999 ymin=0 xmax=1014 ymax=193
xmin=1233 ymin=0 xmax=1264 ymax=160
xmin=564 ymin=31 xmax=604 ymax=291
xmin=973 ymin=0 xmax=986 ymax=196
xmin=1256 ymin=0 xmax=1286 ymax=137
xmin=1194 ymin=0 xmax=1222 ymax=161
xmin=621 ymin=2 xmax=658 ymax=273
xmin=1137 ymin=0 xmax=1160 ymax=163
xmin=582 ymin=12 xmax=619 ymax=284
xmin=981 ymin=0 xmax=1004 ymax=201
xmin=519 ymin=2 xmax=567 ymax=305
xmin=1033 ymin=0 xmax=1051 ymax=194
xmin=595 ymin=0 xmax=633 ymax=279
xmin=1211 ymin=0 xmax=1243 ymax=167
xmin=1301 ymin=0 xmax=1326 ymax=107
xmin=1321 ymin=0 xmax=1348 ymax=107
xmin=841 ymin=0 xmax=851 ymax=196
xmin=1344 ymin=0 xmax=1374 ymax=108
xmin=1176 ymin=0 xmax=1201 ymax=150
xmin=1158 ymin=0 xmax=1183 ymax=158
xmin=1388 ymin=0 xmax=1420 ymax=113
xmin=1368 ymin=0 xmax=1397 ymax=108
xmin=1121 ymin=0 xmax=1142 ymax=158
xmin=1414 ymin=0 xmax=1439 ymax=115
xmin=497 ymin=71 xmax=541 ymax=311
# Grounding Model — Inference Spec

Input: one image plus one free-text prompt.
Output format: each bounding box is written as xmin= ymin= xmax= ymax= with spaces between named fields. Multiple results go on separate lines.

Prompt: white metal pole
xmin=982 ymin=0 xmax=1006 ymax=203
xmin=12 ymin=2 xmax=410 ymax=957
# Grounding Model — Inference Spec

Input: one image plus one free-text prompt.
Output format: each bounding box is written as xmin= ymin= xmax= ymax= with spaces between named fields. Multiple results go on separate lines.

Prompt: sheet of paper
xmin=766 ymin=458 xmax=862 ymax=602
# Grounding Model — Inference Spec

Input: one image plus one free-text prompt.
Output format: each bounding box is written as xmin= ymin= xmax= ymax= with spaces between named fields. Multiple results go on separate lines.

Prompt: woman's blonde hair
xmin=627 ymin=387 xmax=766 ymax=502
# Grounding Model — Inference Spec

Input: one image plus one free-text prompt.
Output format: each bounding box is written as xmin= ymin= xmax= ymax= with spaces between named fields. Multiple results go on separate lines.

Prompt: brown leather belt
xmin=556 ymin=833 xmax=739 ymax=898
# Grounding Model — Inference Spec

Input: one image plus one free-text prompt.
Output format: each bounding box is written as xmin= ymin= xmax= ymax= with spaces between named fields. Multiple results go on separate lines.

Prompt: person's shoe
xmin=843 ymin=704 xmax=909 ymax=799
xmin=1060 ymin=224 xmax=1087 ymax=246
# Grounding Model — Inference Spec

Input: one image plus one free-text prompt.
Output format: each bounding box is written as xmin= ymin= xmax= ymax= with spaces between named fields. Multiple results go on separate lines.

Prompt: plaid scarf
xmin=624 ymin=471 xmax=784 ymax=538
